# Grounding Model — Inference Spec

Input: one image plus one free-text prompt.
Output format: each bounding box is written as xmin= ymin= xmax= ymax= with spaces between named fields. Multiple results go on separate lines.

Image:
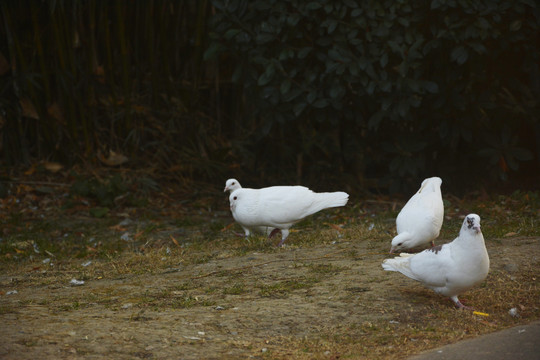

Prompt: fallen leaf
xmin=221 ymin=223 xmax=235 ymax=232
xmin=44 ymin=161 xmax=63 ymax=173
xmin=20 ymin=98 xmax=39 ymax=119
xmin=170 ymin=235 xmax=180 ymax=247
xmin=504 ymin=232 xmax=518 ymax=237
xmin=47 ymin=103 xmax=64 ymax=124
xmin=109 ymin=225 xmax=127 ymax=232
xmin=99 ymin=150 xmax=128 ymax=166
xmin=325 ymin=223 xmax=344 ymax=232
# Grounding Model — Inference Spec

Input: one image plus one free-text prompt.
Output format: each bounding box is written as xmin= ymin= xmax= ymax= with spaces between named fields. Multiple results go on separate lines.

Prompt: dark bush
xmin=206 ymin=0 xmax=538 ymax=191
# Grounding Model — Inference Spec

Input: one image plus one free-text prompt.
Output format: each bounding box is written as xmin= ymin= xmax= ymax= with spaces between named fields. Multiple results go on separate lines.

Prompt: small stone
xmin=70 ymin=279 xmax=85 ymax=286
xmin=508 ymin=308 xmax=519 ymax=318
xmin=215 ymin=306 xmax=225 ymax=310
xmin=503 ymin=263 xmax=519 ymax=273
xmin=118 ymin=218 xmax=133 ymax=226
xmin=261 ymin=348 xmax=267 ymax=353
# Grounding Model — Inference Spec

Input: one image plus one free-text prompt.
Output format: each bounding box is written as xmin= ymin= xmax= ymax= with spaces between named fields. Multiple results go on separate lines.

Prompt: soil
xmin=1 ymin=223 xmax=538 ymax=359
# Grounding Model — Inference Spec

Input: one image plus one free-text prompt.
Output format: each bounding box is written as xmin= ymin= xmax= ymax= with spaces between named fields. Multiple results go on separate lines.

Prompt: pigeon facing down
xmin=382 ymin=214 xmax=490 ymax=309
xmin=224 ymin=179 xmax=273 ymax=237
xmin=390 ymin=177 xmax=444 ymax=253
xmin=228 ymin=183 xmax=349 ymax=246
xmin=224 ymin=178 xmax=242 ymax=193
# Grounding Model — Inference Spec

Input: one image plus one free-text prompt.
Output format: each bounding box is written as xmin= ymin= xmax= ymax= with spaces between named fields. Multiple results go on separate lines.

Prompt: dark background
xmin=1 ymin=0 xmax=538 ymax=195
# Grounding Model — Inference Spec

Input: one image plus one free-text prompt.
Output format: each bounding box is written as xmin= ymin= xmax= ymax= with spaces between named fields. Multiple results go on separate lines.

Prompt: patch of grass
xmin=307 ymin=263 xmax=349 ymax=275
xmin=0 ymin=305 xmax=16 ymax=315
xmin=258 ymin=277 xmax=320 ymax=298
xmin=223 ymin=282 xmax=247 ymax=295
xmin=174 ymin=281 xmax=199 ymax=291
xmin=136 ymin=289 xmax=216 ymax=309
xmin=170 ymin=295 xmax=216 ymax=309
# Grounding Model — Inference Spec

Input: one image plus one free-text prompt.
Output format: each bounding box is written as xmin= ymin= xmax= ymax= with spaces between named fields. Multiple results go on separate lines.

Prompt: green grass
xmin=0 ymin=187 xmax=539 ymax=359
xmin=258 ymin=277 xmax=320 ymax=298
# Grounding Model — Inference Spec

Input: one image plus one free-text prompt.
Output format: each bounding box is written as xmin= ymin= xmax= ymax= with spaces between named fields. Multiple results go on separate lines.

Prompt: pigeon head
xmin=228 ymin=191 xmax=240 ymax=211
xmin=390 ymin=233 xmax=413 ymax=253
xmin=462 ymin=214 xmax=481 ymax=234
xmin=224 ymin=178 xmax=241 ymax=193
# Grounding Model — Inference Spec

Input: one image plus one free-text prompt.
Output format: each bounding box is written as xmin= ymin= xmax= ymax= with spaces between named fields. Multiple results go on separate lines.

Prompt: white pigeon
xmin=390 ymin=177 xmax=444 ymax=253
xmin=228 ymin=184 xmax=349 ymax=246
xmin=224 ymin=178 xmax=274 ymax=236
xmin=224 ymin=178 xmax=242 ymax=193
xmin=382 ymin=214 xmax=490 ymax=309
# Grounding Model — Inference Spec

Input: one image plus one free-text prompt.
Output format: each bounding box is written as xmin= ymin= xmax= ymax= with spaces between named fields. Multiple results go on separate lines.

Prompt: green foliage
xmin=70 ymin=174 xmax=127 ymax=207
xmin=0 ymin=1 xmax=537 ymax=192
xmin=207 ymin=0 xmax=539 ymax=190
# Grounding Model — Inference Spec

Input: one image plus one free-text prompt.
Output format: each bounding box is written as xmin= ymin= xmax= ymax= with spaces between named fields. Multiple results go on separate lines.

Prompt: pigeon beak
xmin=389 ymin=247 xmax=396 ymax=254
xmin=223 ymin=187 xmax=228 ymax=192
xmin=473 ymin=224 xmax=481 ymax=233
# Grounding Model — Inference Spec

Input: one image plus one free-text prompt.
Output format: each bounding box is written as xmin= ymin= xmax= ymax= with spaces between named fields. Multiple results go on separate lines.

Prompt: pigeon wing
xmin=408 ymin=245 xmax=453 ymax=288
xmin=258 ymin=186 xmax=316 ymax=225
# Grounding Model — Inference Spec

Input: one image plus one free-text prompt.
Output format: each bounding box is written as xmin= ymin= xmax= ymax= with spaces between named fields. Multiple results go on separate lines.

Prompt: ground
xmin=0 ymin=175 xmax=538 ymax=359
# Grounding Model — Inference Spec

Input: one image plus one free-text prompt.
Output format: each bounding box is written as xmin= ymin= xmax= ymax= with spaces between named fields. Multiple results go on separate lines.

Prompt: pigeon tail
xmin=382 ymin=254 xmax=419 ymax=281
xmin=310 ymin=191 xmax=349 ymax=215
xmin=419 ymin=177 xmax=442 ymax=194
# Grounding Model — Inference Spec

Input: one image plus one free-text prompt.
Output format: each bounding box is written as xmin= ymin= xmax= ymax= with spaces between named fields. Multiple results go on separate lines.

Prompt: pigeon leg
xmin=268 ymin=228 xmax=281 ymax=239
xmin=277 ymin=229 xmax=289 ymax=247
xmin=451 ymin=296 xmax=473 ymax=310
xmin=430 ymin=240 xmax=435 ymax=247
xmin=233 ymin=227 xmax=250 ymax=238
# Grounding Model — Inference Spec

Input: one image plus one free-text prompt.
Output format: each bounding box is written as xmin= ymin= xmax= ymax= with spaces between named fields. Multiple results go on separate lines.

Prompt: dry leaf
xmin=220 ymin=223 xmax=235 ymax=232
xmin=47 ymin=103 xmax=64 ymax=124
xmin=44 ymin=162 xmax=63 ymax=173
xmin=109 ymin=225 xmax=127 ymax=232
xmin=99 ymin=150 xmax=128 ymax=166
xmin=325 ymin=223 xmax=344 ymax=232
xmin=24 ymin=164 xmax=37 ymax=175
xmin=504 ymin=232 xmax=518 ymax=237
xmin=20 ymin=98 xmax=39 ymax=119
xmin=170 ymin=235 xmax=180 ymax=247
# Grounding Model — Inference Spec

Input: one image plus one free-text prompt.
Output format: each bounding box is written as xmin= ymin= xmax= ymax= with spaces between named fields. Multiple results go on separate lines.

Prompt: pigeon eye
xmin=233 ymin=196 xmax=237 ymax=200
xmin=397 ymin=243 xmax=402 ymax=246
xmin=232 ymin=182 xmax=236 ymax=185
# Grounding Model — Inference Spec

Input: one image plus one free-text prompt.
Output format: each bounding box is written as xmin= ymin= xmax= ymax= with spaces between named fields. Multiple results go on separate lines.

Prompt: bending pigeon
xmin=228 ymin=184 xmax=349 ymax=246
xmin=382 ymin=214 xmax=489 ymax=309
xmin=224 ymin=179 xmax=273 ymax=236
xmin=390 ymin=177 xmax=444 ymax=253
xmin=224 ymin=178 xmax=242 ymax=193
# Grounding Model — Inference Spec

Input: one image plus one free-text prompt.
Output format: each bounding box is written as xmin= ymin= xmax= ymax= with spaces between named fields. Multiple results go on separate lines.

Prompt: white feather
xmin=223 ymin=178 xmax=272 ymax=236
xmin=228 ymin=183 xmax=349 ymax=246
xmin=382 ymin=214 xmax=490 ymax=308
xmin=390 ymin=177 xmax=444 ymax=252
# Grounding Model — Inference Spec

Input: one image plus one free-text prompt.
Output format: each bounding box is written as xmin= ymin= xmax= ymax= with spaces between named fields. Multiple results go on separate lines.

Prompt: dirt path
xmin=1 ymin=229 xmax=539 ymax=359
